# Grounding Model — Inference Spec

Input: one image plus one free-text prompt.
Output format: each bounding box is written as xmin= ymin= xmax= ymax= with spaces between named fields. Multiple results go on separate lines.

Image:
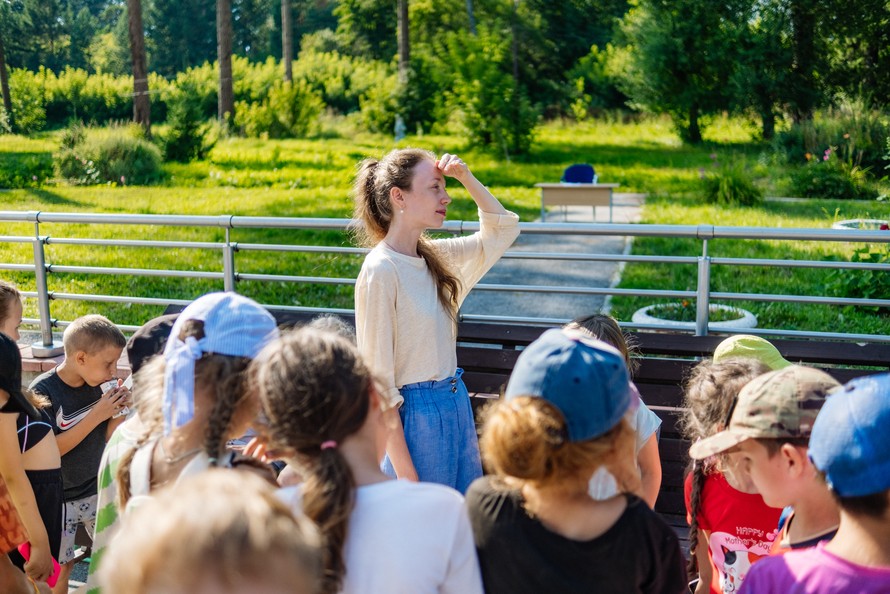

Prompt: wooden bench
xmin=535 ymin=182 xmax=619 ymax=222
xmin=171 ymin=308 xmax=890 ymax=553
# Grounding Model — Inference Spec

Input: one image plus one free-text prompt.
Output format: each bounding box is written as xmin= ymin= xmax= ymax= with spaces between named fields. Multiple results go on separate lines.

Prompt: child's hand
xmin=436 ymin=153 xmax=470 ymax=183
xmin=23 ymin=542 xmax=53 ymax=583
xmin=95 ymin=386 xmax=129 ymax=421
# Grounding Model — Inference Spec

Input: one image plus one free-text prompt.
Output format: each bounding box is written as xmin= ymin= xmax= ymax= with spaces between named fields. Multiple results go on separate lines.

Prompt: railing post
xmin=222 ymin=228 xmax=236 ymax=292
xmin=695 ymin=239 xmax=711 ymax=337
xmin=31 ymin=226 xmax=64 ymax=357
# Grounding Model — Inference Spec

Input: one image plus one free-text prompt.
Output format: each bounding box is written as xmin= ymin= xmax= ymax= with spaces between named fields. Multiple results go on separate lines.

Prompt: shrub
xmin=827 ymin=243 xmax=890 ymax=309
xmin=163 ymin=83 xmax=216 ymax=162
xmin=441 ymin=27 xmax=539 ymax=155
xmin=6 ymin=69 xmax=47 ymax=134
xmin=789 ymin=148 xmax=877 ymax=200
xmin=234 ymin=80 xmax=323 ymax=138
xmin=55 ymin=125 xmax=163 ymax=185
xmin=565 ymin=44 xmax=629 ymax=118
xmin=0 ymin=151 xmax=53 ymax=189
xmin=700 ymin=155 xmax=764 ymax=206
xmin=773 ymin=96 xmax=890 ymax=174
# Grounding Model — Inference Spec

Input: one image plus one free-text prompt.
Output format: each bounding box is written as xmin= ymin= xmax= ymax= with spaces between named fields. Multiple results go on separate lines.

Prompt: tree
xmin=333 ymin=0 xmax=396 ymax=60
xmin=217 ymin=0 xmax=235 ymax=123
xmin=0 ymin=31 xmax=12 ymax=129
xmin=146 ymin=0 xmax=216 ymax=77
xmin=282 ymin=0 xmax=293 ymax=80
xmin=618 ymin=0 xmax=739 ymax=143
xmin=397 ymin=0 xmax=409 ymax=81
xmin=126 ymin=0 xmax=150 ymax=136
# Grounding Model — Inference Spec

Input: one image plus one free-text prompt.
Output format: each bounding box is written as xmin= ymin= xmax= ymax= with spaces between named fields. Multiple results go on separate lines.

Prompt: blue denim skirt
xmin=381 ymin=368 xmax=482 ymax=494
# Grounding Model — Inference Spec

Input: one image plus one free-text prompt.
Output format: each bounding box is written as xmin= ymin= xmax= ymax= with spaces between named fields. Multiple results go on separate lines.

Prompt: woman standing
xmin=352 ymin=149 xmax=519 ymax=493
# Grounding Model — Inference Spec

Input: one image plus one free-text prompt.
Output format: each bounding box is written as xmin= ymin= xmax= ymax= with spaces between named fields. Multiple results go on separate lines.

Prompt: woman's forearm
xmin=382 ymin=407 xmax=418 ymax=481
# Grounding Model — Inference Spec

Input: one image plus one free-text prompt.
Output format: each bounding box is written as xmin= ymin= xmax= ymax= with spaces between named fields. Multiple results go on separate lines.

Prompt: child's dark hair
xmin=565 ymin=314 xmax=640 ymax=376
xmin=681 ymin=357 xmax=769 ymax=580
xmin=252 ymin=327 xmax=372 ymax=594
xmin=350 ymin=148 xmax=461 ymax=319
xmin=116 ymin=320 xmax=252 ymax=507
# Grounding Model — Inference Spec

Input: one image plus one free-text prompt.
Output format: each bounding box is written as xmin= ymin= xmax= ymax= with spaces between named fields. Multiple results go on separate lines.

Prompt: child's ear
xmin=73 ymin=350 xmax=88 ymax=366
xmin=781 ymin=443 xmax=808 ymax=477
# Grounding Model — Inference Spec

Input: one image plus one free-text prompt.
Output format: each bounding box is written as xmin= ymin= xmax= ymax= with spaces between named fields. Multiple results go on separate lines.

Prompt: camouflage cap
xmin=689 ymin=365 xmax=839 ymax=460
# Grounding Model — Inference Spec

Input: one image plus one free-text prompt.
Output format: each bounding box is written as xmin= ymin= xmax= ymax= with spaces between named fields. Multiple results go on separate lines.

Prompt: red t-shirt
xmin=684 ymin=471 xmax=782 ymax=594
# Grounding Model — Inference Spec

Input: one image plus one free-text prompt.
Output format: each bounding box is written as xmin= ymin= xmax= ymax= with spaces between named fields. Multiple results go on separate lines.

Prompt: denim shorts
xmin=381 ymin=368 xmax=482 ymax=494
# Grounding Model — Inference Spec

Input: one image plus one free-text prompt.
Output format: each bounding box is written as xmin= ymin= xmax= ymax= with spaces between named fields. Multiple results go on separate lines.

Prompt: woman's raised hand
xmin=436 ymin=153 xmax=470 ymax=181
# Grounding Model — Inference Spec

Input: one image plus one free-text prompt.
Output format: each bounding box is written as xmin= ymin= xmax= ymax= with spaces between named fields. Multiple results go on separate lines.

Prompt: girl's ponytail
xmin=253 ymin=328 xmax=372 ymax=594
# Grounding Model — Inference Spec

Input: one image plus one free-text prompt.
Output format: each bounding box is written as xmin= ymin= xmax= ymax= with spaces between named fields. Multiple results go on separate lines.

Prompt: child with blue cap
xmin=466 ymin=328 xmax=686 ymax=594
xmin=740 ymin=372 xmax=890 ymax=593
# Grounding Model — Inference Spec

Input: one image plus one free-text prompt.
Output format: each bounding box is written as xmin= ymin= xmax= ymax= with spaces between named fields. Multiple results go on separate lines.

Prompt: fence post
xmin=695 ymin=239 xmax=711 ymax=337
xmin=222 ymin=228 xmax=236 ymax=292
xmin=30 ymin=225 xmax=64 ymax=357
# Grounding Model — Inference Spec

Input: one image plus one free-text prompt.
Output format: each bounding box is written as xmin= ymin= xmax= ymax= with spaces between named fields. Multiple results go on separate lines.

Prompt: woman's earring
xmin=400 ymin=209 xmax=404 ymax=214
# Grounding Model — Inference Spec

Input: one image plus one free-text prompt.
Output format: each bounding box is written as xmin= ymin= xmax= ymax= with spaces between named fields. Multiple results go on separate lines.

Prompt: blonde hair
xmin=480 ymin=396 xmax=639 ymax=494
xmin=252 ymin=327 xmax=373 ymax=594
xmin=115 ymin=320 xmax=256 ymax=508
xmin=62 ymin=314 xmax=126 ymax=355
xmin=101 ymin=469 xmax=322 ymax=594
xmin=351 ymin=148 xmax=461 ymax=318
xmin=681 ymin=357 xmax=769 ymax=579
xmin=0 ymin=281 xmax=20 ymax=326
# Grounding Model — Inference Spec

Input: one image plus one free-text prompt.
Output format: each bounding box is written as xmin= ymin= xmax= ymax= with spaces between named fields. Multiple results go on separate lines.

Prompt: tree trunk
xmin=126 ymin=0 xmax=151 ymax=137
xmin=688 ymin=106 xmax=702 ymax=144
xmin=281 ymin=0 xmax=292 ymax=82
xmin=217 ymin=0 xmax=234 ymax=124
xmin=397 ymin=0 xmax=409 ymax=83
xmin=0 ymin=33 xmax=13 ymax=129
xmin=789 ymin=0 xmax=816 ymax=123
xmin=466 ymin=0 xmax=476 ymax=34
xmin=760 ymin=110 xmax=775 ymax=140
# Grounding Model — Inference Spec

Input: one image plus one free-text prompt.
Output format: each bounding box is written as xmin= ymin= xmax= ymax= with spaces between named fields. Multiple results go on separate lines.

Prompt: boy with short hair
xmin=740 ymin=372 xmax=890 ymax=592
xmin=29 ymin=314 xmax=130 ymax=593
xmin=690 ymin=365 xmax=841 ymax=553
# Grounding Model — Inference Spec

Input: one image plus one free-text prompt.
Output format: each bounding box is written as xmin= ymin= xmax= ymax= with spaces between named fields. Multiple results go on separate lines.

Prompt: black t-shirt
xmin=466 ymin=476 xmax=687 ymax=594
xmin=30 ymin=368 xmax=107 ymax=502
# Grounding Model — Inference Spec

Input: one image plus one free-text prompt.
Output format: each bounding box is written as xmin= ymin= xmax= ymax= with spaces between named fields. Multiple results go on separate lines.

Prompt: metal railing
xmin=1 ymin=210 xmax=889 ymax=356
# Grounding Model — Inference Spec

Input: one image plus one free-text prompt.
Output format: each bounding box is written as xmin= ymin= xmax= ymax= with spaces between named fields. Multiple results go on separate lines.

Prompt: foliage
xmin=700 ymin=155 xmax=764 ymax=206
xmin=566 ymin=44 xmax=629 ymax=118
xmin=618 ymin=0 xmax=741 ymax=143
xmin=234 ymin=80 xmax=324 ymax=139
xmin=163 ymin=83 xmax=216 ymax=162
xmin=644 ymin=301 xmax=745 ymax=322
xmin=292 ymin=50 xmax=391 ymax=115
xmin=773 ymin=97 xmax=890 ymax=173
xmin=827 ymin=243 xmax=890 ymax=310
xmin=441 ymin=27 xmax=540 ymax=155
xmin=789 ymin=153 xmax=877 ymax=200
xmin=6 ymin=69 xmax=47 ymax=134
xmin=54 ymin=124 xmax=163 ymax=185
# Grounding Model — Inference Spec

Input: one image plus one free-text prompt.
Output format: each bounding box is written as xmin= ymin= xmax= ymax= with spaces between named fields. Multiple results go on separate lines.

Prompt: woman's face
xmin=0 ymin=298 xmax=22 ymax=341
xmin=398 ymin=159 xmax=451 ymax=230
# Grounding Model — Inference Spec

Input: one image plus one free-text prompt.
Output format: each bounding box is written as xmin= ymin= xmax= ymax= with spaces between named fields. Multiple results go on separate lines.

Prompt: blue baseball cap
xmin=505 ymin=328 xmax=631 ymax=442
xmin=808 ymin=373 xmax=890 ymax=497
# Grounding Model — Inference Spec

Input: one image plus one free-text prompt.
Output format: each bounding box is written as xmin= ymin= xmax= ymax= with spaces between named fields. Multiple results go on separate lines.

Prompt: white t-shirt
xmin=278 ymin=479 xmax=484 ymax=594
xmin=588 ymin=401 xmax=662 ymax=499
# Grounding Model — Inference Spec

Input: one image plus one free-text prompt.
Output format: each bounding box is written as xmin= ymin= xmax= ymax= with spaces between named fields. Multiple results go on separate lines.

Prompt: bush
xmin=700 ymin=155 xmax=763 ymax=206
xmin=773 ymin=96 xmax=890 ymax=174
xmin=565 ymin=44 xmax=629 ymax=118
xmin=0 ymin=151 xmax=53 ymax=189
xmin=789 ymin=149 xmax=877 ymax=200
xmin=55 ymin=125 xmax=163 ymax=185
xmin=441 ymin=27 xmax=539 ymax=155
xmin=163 ymin=83 xmax=216 ymax=162
xmin=6 ymin=69 xmax=47 ymax=134
xmin=234 ymin=80 xmax=323 ymax=138
xmin=827 ymin=243 xmax=890 ymax=309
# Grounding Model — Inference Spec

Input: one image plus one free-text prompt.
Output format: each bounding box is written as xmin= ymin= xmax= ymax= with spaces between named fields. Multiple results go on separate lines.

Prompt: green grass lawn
xmin=1 ymin=116 xmax=888 ymax=335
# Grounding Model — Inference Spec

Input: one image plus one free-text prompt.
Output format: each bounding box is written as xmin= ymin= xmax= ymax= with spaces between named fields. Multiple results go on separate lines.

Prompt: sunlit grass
xmin=1 ymin=115 xmax=887 ymax=334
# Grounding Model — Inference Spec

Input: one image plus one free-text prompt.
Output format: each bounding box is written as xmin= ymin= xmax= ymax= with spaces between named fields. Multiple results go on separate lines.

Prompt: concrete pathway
xmin=460 ymin=193 xmax=645 ymax=321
